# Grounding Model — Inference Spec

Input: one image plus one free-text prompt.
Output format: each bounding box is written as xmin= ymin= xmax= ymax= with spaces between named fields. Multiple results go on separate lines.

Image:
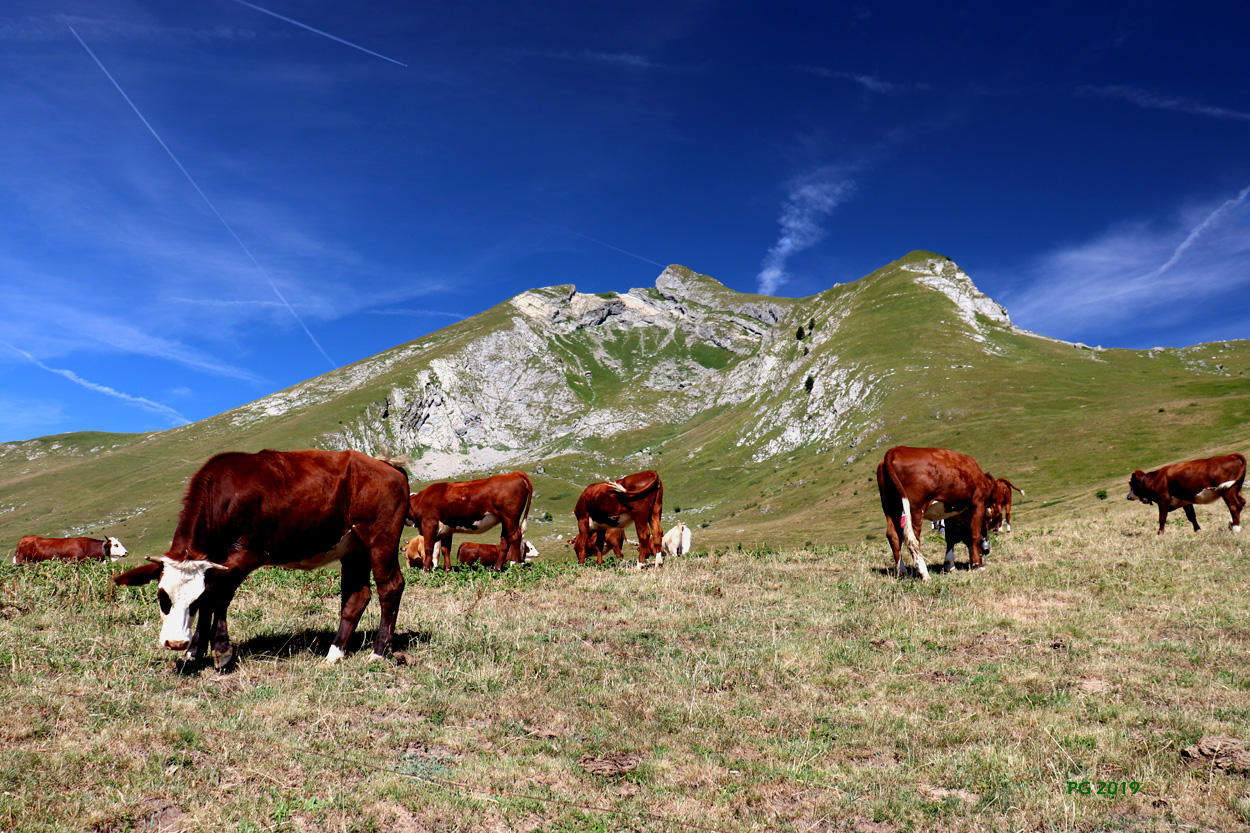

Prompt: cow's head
xmin=105 ymin=537 xmax=128 ymax=560
xmin=1127 ymin=471 xmax=1148 ymax=503
xmin=523 ymin=540 xmax=540 ymax=563
xmin=113 ymin=556 xmax=229 ymax=652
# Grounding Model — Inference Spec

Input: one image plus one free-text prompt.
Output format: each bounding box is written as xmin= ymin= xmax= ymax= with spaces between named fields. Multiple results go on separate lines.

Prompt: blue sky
xmin=2 ymin=1 xmax=1248 ymax=442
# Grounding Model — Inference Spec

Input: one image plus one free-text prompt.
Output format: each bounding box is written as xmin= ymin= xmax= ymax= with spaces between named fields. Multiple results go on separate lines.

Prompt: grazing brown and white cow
xmin=457 ymin=540 xmax=540 ymax=568
xmin=659 ymin=521 xmax=692 ymax=567
xmin=986 ymin=478 xmax=1024 ymax=532
xmin=876 ymin=446 xmax=996 ymax=579
xmin=112 ymin=449 xmax=410 ymax=668
xmin=407 ymin=472 xmax=533 ymax=571
xmin=14 ymin=535 xmax=128 ymax=565
xmin=1127 ymin=453 xmax=1246 ymax=534
xmin=572 ymin=471 xmax=664 ymax=567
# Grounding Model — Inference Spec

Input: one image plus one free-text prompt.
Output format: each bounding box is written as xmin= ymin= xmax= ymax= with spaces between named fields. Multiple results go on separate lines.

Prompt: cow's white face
xmin=106 ymin=537 xmax=127 ymax=559
xmin=523 ymin=541 xmax=540 ymax=562
xmin=154 ymin=557 xmax=227 ymax=651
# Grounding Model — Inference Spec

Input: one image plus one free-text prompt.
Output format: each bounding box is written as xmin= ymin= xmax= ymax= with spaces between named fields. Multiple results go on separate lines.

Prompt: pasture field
xmin=2 ymin=499 xmax=1249 ymax=832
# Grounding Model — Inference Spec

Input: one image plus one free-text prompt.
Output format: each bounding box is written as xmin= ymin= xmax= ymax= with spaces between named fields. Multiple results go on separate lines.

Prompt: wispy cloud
xmin=1003 ymin=185 xmax=1250 ymax=346
xmin=797 ymin=66 xmax=930 ymax=95
xmin=756 ymin=167 xmax=856 ymax=295
xmin=1078 ymin=85 xmax=1250 ymax=122
xmin=535 ymin=50 xmax=662 ymax=69
xmin=2 ymin=343 xmax=189 ymax=427
xmin=69 ymin=24 xmax=338 ymax=369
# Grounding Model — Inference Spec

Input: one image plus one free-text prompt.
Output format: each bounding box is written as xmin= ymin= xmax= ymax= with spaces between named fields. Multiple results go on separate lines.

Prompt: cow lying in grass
xmin=14 ymin=535 xmax=127 ymax=564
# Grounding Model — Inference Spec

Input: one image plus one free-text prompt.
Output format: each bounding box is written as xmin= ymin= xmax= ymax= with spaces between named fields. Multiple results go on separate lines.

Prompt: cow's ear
xmin=113 ymin=560 xmax=163 ymax=586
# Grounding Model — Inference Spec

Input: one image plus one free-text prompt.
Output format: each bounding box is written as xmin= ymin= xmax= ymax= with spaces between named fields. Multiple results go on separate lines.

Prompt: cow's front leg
xmin=208 ymin=578 xmax=243 ymax=669
xmin=327 ymin=553 xmax=372 ymax=664
xmin=1157 ymin=505 xmax=1169 ymax=535
xmin=1182 ymin=504 xmax=1201 ymax=532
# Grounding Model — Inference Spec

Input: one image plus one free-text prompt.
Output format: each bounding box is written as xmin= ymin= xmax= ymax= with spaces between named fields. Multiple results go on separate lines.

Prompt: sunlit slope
xmin=3 ymin=251 xmax=1249 ymax=557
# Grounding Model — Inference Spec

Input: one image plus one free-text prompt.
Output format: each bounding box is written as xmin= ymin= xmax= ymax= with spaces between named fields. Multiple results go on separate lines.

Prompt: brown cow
xmin=565 ymin=526 xmax=627 ymax=563
xmin=112 ymin=449 xmax=410 ymax=668
xmin=407 ymin=472 xmax=533 ymax=571
xmin=14 ymin=535 xmax=128 ymax=565
xmin=572 ymin=471 xmax=663 ymax=567
xmin=987 ymin=478 xmax=1024 ymax=533
xmin=1127 ymin=453 xmax=1246 ymax=534
xmin=457 ymin=540 xmax=540 ymax=568
xmin=876 ymin=446 xmax=995 ymax=579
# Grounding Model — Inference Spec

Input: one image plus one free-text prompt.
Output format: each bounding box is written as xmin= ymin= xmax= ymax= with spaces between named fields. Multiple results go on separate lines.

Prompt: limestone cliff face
xmin=306 ymin=257 xmax=1009 ymax=480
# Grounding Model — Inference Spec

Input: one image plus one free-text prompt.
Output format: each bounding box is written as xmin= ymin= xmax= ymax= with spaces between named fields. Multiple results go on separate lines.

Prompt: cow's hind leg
xmin=883 ymin=514 xmax=904 ymax=577
xmin=1183 ymin=504 xmax=1200 ymax=532
xmin=910 ymin=521 xmax=931 ymax=580
xmin=1223 ymin=488 xmax=1243 ymax=532
xmin=327 ymin=551 xmax=372 ymax=664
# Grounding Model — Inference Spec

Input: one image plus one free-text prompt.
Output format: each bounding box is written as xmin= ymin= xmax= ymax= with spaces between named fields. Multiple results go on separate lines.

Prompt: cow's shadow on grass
xmin=173 ymin=628 xmax=434 ymax=674
xmin=870 ymin=561 xmax=981 ymax=578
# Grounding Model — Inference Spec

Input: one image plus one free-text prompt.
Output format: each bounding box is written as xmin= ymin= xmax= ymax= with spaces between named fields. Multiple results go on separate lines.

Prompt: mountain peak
xmin=896 ymin=252 xmax=1012 ymax=330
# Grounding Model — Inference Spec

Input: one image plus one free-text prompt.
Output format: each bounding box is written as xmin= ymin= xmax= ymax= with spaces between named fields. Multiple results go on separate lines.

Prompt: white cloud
xmin=1078 ymin=85 xmax=1250 ymax=122
xmin=756 ymin=167 xmax=856 ymax=295
xmin=1003 ymin=185 xmax=1250 ymax=345
xmin=797 ymin=67 xmax=930 ymax=95
xmin=2 ymin=343 xmax=189 ymax=427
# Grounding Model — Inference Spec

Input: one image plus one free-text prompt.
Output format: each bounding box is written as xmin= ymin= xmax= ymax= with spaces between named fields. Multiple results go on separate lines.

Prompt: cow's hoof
xmin=213 ymin=647 xmax=235 ymax=670
xmin=1231 ymin=524 xmax=1241 ymax=533
xmin=366 ymin=652 xmax=385 ymax=663
xmin=324 ymin=645 xmax=346 ymax=665
xmin=941 ymin=564 xmax=955 ymax=574
xmin=971 ymin=564 xmax=985 ymax=571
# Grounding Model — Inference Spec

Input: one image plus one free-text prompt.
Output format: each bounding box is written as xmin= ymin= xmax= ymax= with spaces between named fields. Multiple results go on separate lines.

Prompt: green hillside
xmin=3 ymin=251 xmax=1249 ymax=559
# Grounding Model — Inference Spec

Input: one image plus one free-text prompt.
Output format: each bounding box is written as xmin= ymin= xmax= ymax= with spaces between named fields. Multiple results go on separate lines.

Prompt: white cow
xmin=658 ymin=521 xmax=692 ymax=567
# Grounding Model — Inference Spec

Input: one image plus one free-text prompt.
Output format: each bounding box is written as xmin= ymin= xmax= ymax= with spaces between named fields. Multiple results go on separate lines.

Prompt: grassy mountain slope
xmin=3 ymin=251 xmax=1249 ymax=558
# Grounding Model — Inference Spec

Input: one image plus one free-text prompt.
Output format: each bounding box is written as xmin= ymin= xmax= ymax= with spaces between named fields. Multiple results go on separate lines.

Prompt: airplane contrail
xmin=3 ymin=342 xmax=189 ymax=426
xmin=68 ymin=25 xmax=337 ymax=369
xmin=509 ymin=209 xmax=666 ymax=269
xmin=1140 ymin=182 xmax=1250 ymax=283
xmin=231 ymin=0 xmax=408 ymax=67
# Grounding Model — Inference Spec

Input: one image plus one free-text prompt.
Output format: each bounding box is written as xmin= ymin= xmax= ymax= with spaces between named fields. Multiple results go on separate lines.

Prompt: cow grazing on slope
xmin=1127 ymin=453 xmax=1246 ymax=534
xmin=14 ymin=535 xmax=128 ymax=565
xmin=876 ymin=446 xmax=996 ymax=579
xmin=112 ymin=449 xmax=410 ymax=668
xmin=659 ymin=521 xmax=692 ymax=567
xmin=572 ymin=471 xmax=664 ymax=567
xmin=457 ymin=540 xmax=539 ymax=568
xmin=407 ymin=472 xmax=533 ymax=571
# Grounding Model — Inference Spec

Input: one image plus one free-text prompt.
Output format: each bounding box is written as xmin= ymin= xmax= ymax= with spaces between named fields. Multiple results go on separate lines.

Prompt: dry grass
xmin=2 ymin=499 xmax=1249 ymax=832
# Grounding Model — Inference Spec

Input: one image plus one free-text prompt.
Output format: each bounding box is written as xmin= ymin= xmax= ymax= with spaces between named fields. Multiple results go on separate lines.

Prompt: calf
xmin=408 ymin=472 xmax=533 ymax=571
xmin=876 ymin=446 xmax=995 ymax=579
xmin=113 ymin=449 xmax=410 ymax=668
xmin=458 ymin=540 xmax=539 ymax=568
xmin=566 ymin=526 xmax=627 ymax=564
xmin=988 ymin=478 xmax=1024 ymax=532
xmin=1127 ymin=453 xmax=1246 ymax=534
xmin=659 ymin=521 xmax=692 ymax=567
xmin=14 ymin=535 xmax=128 ymax=565
xmin=572 ymin=471 xmax=663 ymax=566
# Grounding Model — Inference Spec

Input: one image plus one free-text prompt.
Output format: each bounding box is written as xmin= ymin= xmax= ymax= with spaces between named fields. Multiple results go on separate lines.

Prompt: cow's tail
xmin=1002 ymin=478 xmax=1024 ymax=495
xmin=884 ymin=451 xmax=922 ymax=557
xmin=607 ymin=471 xmax=661 ymax=500
xmin=520 ymin=477 xmax=534 ymax=537
xmin=375 ymin=453 xmax=412 ymax=475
